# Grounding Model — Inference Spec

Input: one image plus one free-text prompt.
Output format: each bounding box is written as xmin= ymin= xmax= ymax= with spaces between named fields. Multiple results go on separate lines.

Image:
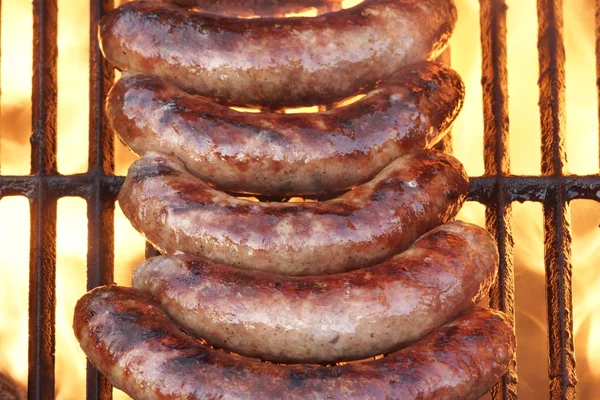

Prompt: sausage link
xmin=99 ymin=0 xmax=457 ymax=107
xmin=74 ymin=286 xmax=515 ymax=400
xmin=133 ymin=221 xmax=498 ymax=364
xmin=161 ymin=0 xmax=344 ymax=17
xmin=118 ymin=149 xmax=469 ymax=275
xmin=108 ymin=62 xmax=464 ymax=196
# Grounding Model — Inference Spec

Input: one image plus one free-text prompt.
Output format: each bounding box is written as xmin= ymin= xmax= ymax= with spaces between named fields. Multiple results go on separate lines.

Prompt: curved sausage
xmin=108 ymin=62 xmax=464 ymax=196
xmin=99 ymin=0 xmax=457 ymax=107
xmin=133 ymin=221 xmax=498 ymax=364
xmin=118 ymin=149 xmax=469 ymax=275
xmin=0 ymin=373 xmax=23 ymax=400
xmin=161 ymin=0 xmax=344 ymax=17
xmin=74 ymin=285 xmax=515 ymax=400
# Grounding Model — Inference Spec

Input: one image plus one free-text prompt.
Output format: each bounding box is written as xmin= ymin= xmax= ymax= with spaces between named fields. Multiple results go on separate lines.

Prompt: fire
xmin=450 ymin=0 xmax=600 ymax=398
xmin=0 ymin=0 xmax=599 ymax=399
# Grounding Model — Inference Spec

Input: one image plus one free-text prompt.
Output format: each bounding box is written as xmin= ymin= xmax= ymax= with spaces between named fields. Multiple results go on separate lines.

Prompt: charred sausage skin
xmin=161 ymin=0 xmax=344 ymax=17
xmin=74 ymin=285 xmax=515 ymax=400
xmin=99 ymin=0 xmax=457 ymax=107
xmin=133 ymin=221 xmax=499 ymax=364
xmin=118 ymin=150 xmax=469 ymax=275
xmin=108 ymin=62 xmax=464 ymax=196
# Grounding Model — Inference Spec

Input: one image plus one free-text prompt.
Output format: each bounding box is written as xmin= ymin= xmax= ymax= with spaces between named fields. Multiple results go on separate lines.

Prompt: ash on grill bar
xmin=2 ymin=0 xmax=600 ymax=399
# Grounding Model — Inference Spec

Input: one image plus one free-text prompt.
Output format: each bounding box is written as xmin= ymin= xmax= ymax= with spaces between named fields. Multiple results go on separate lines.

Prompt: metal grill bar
xmin=0 ymin=0 xmax=2 ymax=173
xmin=29 ymin=1 xmax=58 ymax=399
xmin=86 ymin=0 xmax=116 ymax=399
xmin=537 ymin=0 xmax=577 ymax=398
xmin=597 ymin=0 xmax=600 ymax=170
xmin=479 ymin=1 xmax=517 ymax=399
xmin=3 ymin=174 xmax=600 ymax=203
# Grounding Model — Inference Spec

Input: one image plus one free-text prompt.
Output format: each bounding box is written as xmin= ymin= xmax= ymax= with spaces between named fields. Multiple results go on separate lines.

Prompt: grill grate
xmin=0 ymin=0 xmax=597 ymax=399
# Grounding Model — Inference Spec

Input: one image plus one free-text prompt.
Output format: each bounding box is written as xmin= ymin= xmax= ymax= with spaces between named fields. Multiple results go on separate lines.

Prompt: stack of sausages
xmin=74 ymin=1 xmax=516 ymax=399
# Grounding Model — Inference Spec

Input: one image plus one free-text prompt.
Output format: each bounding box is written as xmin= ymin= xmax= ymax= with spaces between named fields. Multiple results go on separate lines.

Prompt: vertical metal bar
xmin=86 ymin=1 xmax=115 ymax=399
xmin=596 ymin=0 xmax=600 ymax=169
xmin=0 ymin=0 xmax=2 ymax=174
xmin=479 ymin=2 xmax=517 ymax=399
xmin=29 ymin=0 xmax=58 ymax=399
xmin=537 ymin=0 xmax=577 ymax=398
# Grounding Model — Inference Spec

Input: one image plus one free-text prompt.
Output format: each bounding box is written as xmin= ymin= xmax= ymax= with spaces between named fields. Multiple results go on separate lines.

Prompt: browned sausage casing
xmin=161 ymin=0 xmax=344 ymax=17
xmin=74 ymin=285 xmax=515 ymax=400
xmin=118 ymin=150 xmax=469 ymax=275
xmin=108 ymin=62 xmax=464 ymax=196
xmin=99 ymin=0 xmax=457 ymax=107
xmin=133 ymin=221 xmax=498 ymax=364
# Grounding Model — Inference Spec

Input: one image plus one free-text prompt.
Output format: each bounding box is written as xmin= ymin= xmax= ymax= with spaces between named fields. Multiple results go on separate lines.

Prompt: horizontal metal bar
xmin=469 ymin=175 xmax=600 ymax=202
xmin=0 ymin=174 xmax=123 ymax=199
xmin=2 ymin=174 xmax=599 ymax=203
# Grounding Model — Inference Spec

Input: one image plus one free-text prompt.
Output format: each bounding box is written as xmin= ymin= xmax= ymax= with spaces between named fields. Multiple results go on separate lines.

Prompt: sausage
xmin=108 ymin=62 xmax=464 ymax=196
xmin=99 ymin=0 xmax=457 ymax=107
xmin=74 ymin=285 xmax=515 ymax=400
xmin=132 ymin=221 xmax=498 ymax=364
xmin=118 ymin=149 xmax=469 ymax=275
xmin=0 ymin=373 xmax=23 ymax=400
xmin=160 ymin=0 xmax=344 ymax=17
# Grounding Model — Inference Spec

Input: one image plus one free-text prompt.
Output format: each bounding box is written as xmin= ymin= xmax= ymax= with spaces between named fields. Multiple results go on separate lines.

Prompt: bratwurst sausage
xmin=74 ymin=285 xmax=515 ymax=400
xmin=133 ymin=221 xmax=498 ymax=364
xmin=161 ymin=0 xmax=344 ymax=17
xmin=99 ymin=0 xmax=457 ymax=107
xmin=108 ymin=62 xmax=464 ymax=196
xmin=118 ymin=150 xmax=469 ymax=275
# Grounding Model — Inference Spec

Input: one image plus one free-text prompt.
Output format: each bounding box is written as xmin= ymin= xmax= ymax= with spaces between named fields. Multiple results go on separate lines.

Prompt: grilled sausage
xmin=133 ymin=221 xmax=498 ymax=364
xmin=161 ymin=0 xmax=344 ymax=17
xmin=108 ymin=62 xmax=464 ymax=196
xmin=99 ymin=0 xmax=457 ymax=107
xmin=0 ymin=373 xmax=23 ymax=400
xmin=118 ymin=150 xmax=469 ymax=275
xmin=74 ymin=285 xmax=515 ymax=400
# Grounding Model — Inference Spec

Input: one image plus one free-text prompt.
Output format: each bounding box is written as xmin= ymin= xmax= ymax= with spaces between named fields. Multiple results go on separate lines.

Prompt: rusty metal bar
xmin=479 ymin=1 xmax=517 ymax=398
xmin=0 ymin=175 xmax=122 ymax=199
xmin=29 ymin=0 xmax=58 ymax=399
xmin=468 ymin=175 xmax=600 ymax=202
xmin=0 ymin=0 xmax=2 ymax=174
xmin=537 ymin=0 xmax=577 ymax=398
xmin=597 ymin=0 xmax=600 ymax=170
xmin=1 ymin=173 xmax=600 ymax=203
xmin=86 ymin=0 xmax=116 ymax=399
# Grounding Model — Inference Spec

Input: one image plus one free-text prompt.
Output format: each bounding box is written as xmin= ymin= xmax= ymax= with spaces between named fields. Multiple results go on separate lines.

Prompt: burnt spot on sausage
xmin=424 ymin=230 xmax=463 ymax=250
xmin=111 ymin=311 xmax=144 ymax=322
xmin=370 ymin=178 xmax=406 ymax=202
xmin=288 ymin=373 xmax=308 ymax=389
xmin=138 ymin=327 xmax=170 ymax=341
xmin=131 ymin=164 xmax=177 ymax=184
xmin=329 ymin=335 xmax=341 ymax=345
xmin=432 ymin=326 xmax=459 ymax=348
xmin=171 ymin=351 xmax=210 ymax=366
